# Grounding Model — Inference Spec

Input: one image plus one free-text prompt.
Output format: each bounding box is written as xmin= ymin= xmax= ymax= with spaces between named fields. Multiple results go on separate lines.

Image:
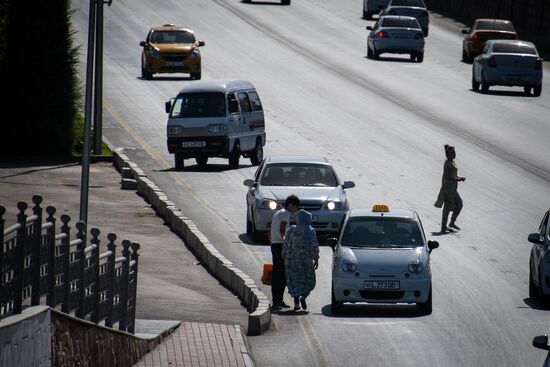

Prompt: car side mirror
xmin=533 ymin=335 xmax=549 ymax=350
xmin=461 ymin=29 xmax=468 ymax=34
xmin=165 ymin=101 xmax=172 ymax=114
xmin=366 ymin=26 xmax=373 ymax=30
xmin=343 ymin=181 xmax=355 ymax=189
xmin=428 ymin=240 xmax=439 ymax=252
xmin=528 ymin=233 xmax=544 ymax=245
xmin=325 ymin=238 xmax=338 ymax=251
xmin=243 ymin=179 xmax=256 ymax=187
xmin=229 ymin=99 xmax=240 ymax=114
xmin=140 ymin=41 xmax=147 ymax=47
xmin=197 ymin=40 xmax=205 ymax=47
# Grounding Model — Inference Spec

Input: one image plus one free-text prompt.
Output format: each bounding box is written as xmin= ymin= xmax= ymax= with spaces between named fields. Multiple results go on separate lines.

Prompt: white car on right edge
xmin=472 ymin=40 xmax=543 ymax=96
xmin=528 ymin=208 xmax=550 ymax=305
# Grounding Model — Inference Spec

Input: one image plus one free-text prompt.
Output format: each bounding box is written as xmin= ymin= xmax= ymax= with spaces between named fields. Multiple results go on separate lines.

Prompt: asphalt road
xmin=69 ymin=0 xmax=550 ymax=365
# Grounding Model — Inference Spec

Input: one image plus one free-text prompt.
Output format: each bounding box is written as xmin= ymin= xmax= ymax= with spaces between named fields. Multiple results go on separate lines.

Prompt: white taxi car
xmin=528 ymin=208 xmax=550 ymax=305
xmin=330 ymin=204 xmax=439 ymax=314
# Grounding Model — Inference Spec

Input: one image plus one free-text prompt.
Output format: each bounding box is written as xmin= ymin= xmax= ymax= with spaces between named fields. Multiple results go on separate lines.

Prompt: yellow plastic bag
xmin=261 ymin=263 xmax=273 ymax=285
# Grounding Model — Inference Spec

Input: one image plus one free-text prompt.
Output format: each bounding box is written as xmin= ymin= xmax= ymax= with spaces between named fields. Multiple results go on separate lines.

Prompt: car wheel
xmin=246 ymin=212 xmax=253 ymax=234
xmin=423 ymin=28 xmax=429 ymax=37
xmin=196 ymin=155 xmax=208 ymax=167
xmin=281 ymin=0 xmax=290 ymax=5
xmin=141 ymin=65 xmax=153 ymax=80
xmin=191 ymin=72 xmax=201 ymax=80
xmin=416 ymin=52 xmax=424 ymax=63
xmin=533 ymin=85 xmax=542 ymax=97
xmin=417 ymin=287 xmax=432 ymax=315
xmin=471 ymin=72 xmax=480 ymax=92
xmin=462 ymin=48 xmax=468 ymax=62
xmin=523 ymin=86 xmax=532 ymax=96
xmin=174 ymin=153 xmax=184 ymax=170
xmin=229 ymin=142 xmax=241 ymax=169
xmin=364 ymin=10 xmax=372 ymax=19
xmin=539 ymin=274 xmax=550 ymax=306
xmin=367 ymin=45 xmax=374 ymax=59
xmin=372 ymin=49 xmax=379 ymax=60
xmin=331 ymin=284 xmax=344 ymax=314
xmin=481 ymin=73 xmax=489 ymax=94
xmin=410 ymin=53 xmax=416 ymax=61
xmin=250 ymin=139 xmax=263 ymax=166
xmin=529 ymin=266 xmax=538 ymax=299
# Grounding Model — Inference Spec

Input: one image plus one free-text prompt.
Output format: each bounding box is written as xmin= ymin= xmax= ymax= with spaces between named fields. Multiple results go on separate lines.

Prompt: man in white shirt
xmin=269 ymin=195 xmax=300 ymax=309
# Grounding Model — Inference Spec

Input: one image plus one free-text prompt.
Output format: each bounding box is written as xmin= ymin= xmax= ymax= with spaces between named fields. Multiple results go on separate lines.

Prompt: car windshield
xmin=170 ymin=93 xmax=226 ymax=118
xmin=381 ymin=18 xmax=420 ymax=29
xmin=476 ymin=20 xmax=515 ymax=32
xmin=150 ymin=31 xmax=195 ymax=44
xmin=492 ymin=43 xmax=537 ymax=55
xmin=341 ymin=217 xmax=423 ymax=248
xmin=390 ymin=0 xmax=425 ymax=7
xmin=259 ymin=163 xmax=339 ymax=187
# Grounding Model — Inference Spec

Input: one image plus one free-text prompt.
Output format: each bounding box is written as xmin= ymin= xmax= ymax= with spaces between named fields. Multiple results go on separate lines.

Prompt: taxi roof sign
xmin=372 ymin=204 xmax=390 ymax=212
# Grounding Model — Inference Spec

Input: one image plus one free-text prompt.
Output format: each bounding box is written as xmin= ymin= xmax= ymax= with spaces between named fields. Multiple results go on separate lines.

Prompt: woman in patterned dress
xmin=283 ymin=209 xmax=320 ymax=311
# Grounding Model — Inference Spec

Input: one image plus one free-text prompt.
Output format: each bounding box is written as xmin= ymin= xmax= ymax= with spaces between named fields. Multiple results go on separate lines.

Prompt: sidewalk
xmin=0 ymin=160 xmax=253 ymax=366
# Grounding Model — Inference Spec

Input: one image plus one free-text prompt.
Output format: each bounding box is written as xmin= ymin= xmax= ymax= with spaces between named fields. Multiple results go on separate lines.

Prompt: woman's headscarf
xmin=296 ymin=209 xmax=315 ymax=242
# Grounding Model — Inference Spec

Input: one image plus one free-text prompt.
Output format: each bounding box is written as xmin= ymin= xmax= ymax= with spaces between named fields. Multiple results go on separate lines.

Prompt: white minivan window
xmin=248 ymin=91 xmax=263 ymax=112
xmin=170 ymin=92 xmax=226 ymax=118
xmin=237 ymin=92 xmax=252 ymax=114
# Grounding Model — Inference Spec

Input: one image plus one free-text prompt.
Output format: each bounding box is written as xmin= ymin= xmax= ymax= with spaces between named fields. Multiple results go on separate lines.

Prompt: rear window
xmin=150 ymin=31 xmax=195 ymax=44
xmin=381 ymin=17 xmax=420 ymax=29
xmin=341 ymin=217 xmax=423 ymax=248
xmin=389 ymin=0 xmax=426 ymax=7
xmin=476 ymin=20 xmax=515 ymax=32
xmin=387 ymin=7 xmax=427 ymax=17
xmin=492 ymin=43 xmax=537 ymax=55
xmin=170 ymin=92 xmax=226 ymax=118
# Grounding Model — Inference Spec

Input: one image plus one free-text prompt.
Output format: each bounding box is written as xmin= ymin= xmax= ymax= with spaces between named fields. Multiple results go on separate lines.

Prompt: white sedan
xmin=329 ymin=205 xmax=439 ymax=314
xmin=472 ymin=40 xmax=543 ymax=96
xmin=367 ymin=15 xmax=425 ymax=62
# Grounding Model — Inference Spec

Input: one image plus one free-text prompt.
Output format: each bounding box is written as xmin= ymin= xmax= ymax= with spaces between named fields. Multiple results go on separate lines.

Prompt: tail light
xmin=472 ymin=33 xmax=478 ymax=41
xmin=488 ymin=56 xmax=496 ymax=68
xmin=414 ymin=32 xmax=423 ymax=39
xmin=379 ymin=31 xmax=389 ymax=38
xmin=535 ymin=58 xmax=543 ymax=70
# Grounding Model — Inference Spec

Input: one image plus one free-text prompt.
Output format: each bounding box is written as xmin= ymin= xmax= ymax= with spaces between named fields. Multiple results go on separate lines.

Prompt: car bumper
xmin=374 ymin=39 xmax=424 ymax=54
xmin=145 ymin=56 xmax=201 ymax=74
xmin=484 ymin=69 xmax=542 ymax=87
xmin=252 ymin=207 xmax=345 ymax=235
xmin=333 ymin=276 xmax=431 ymax=304
xmin=167 ymin=136 xmax=229 ymax=157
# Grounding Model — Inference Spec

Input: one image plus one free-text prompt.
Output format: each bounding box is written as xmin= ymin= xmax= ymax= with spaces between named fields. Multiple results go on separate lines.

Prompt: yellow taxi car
xmin=461 ymin=19 xmax=517 ymax=63
xmin=140 ymin=24 xmax=205 ymax=80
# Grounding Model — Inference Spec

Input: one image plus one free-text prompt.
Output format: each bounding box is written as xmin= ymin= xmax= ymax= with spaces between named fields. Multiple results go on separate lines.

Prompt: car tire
xmin=191 ymin=72 xmax=201 ymax=80
xmin=533 ymin=85 xmax=542 ymax=97
xmin=481 ymin=73 xmax=489 ymax=94
xmin=417 ymin=287 xmax=432 ymax=315
xmin=250 ymin=139 xmax=263 ymax=166
xmin=331 ymin=284 xmax=344 ymax=314
xmin=462 ymin=48 xmax=468 ymax=62
xmin=423 ymin=28 xmax=429 ymax=37
xmin=539 ymin=274 xmax=550 ymax=306
xmin=529 ymin=266 xmax=538 ymax=299
xmin=246 ymin=212 xmax=253 ymax=235
xmin=416 ymin=52 xmax=424 ymax=63
xmin=471 ymin=73 xmax=480 ymax=92
xmin=523 ymin=86 xmax=532 ymax=96
xmin=175 ymin=153 xmax=184 ymax=170
xmin=367 ymin=45 xmax=374 ymax=59
xmin=196 ymin=155 xmax=208 ymax=167
xmin=372 ymin=49 xmax=379 ymax=60
xmin=141 ymin=65 xmax=153 ymax=80
xmin=281 ymin=0 xmax=290 ymax=5
xmin=364 ymin=10 xmax=372 ymax=20
xmin=229 ymin=142 xmax=241 ymax=169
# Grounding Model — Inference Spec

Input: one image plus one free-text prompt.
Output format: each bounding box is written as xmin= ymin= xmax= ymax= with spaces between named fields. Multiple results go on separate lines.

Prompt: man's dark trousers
xmin=271 ymin=243 xmax=286 ymax=305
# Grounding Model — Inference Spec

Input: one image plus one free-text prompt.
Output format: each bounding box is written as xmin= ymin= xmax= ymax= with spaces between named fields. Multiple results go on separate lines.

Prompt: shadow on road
xmin=364 ymin=55 xmax=419 ymax=63
xmin=320 ymin=304 xmax=425 ymax=318
xmin=137 ymin=76 xmax=195 ymax=81
xmin=241 ymin=1 xmax=288 ymax=5
xmin=522 ymin=298 xmax=550 ymax=311
xmin=471 ymin=89 xmax=536 ymax=97
xmin=156 ymin=163 xmax=254 ymax=173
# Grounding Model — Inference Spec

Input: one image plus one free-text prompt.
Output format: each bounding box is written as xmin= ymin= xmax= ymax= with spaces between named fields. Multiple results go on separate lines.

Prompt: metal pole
xmin=80 ymin=0 xmax=97 ymax=225
xmin=93 ymin=0 xmax=104 ymax=155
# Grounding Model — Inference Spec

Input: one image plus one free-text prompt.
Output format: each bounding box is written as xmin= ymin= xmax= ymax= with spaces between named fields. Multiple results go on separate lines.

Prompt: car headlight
xmin=342 ymin=260 xmax=357 ymax=273
xmin=147 ymin=47 xmax=161 ymax=58
xmin=259 ymin=199 xmax=280 ymax=210
xmin=325 ymin=201 xmax=344 ymax=211
xmin=167 ymin=126 xmax=183 ymax=135
xmin=408 ymin=260 xmax=424 ymax=274
xmin=208 ymin=125 xmax=226 ymax=134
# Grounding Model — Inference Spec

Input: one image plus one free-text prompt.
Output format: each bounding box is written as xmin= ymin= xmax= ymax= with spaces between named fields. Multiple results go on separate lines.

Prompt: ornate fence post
xmin=31 ymin=195 xmax=43 ymax=305
xmin=119 ymin=240 xmax=131 ymax=331
xmin=105 ymin=233 xmax=117 ymax=328
xmin=60 ymin=215 xmax=71 ymax=313
xmin=75 ymin=221 xmax=87 ymax=319
xmin=90 ymin=228 xmax=101 ymax=323
xmin=0 ymin=206 xmax=5 ymax=320
xmin=46 ymin=206 xmax=57 ymax=307
xmin=14 ymin=202 xmax=28 ymax=314
xmin=128 ymin=242 xmax=140 ymax=333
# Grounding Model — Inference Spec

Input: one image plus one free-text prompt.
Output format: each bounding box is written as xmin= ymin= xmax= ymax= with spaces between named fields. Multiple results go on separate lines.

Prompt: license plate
xmin=182 ymin=141 xmax=206 ymax=148
xmin=365 ymin=281 xmax=400 ymax=289
xmin=166 ymin=61 xmax=184 ymax=66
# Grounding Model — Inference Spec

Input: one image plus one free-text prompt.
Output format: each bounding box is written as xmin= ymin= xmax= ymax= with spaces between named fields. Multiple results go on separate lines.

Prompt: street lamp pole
xmin=92 ymin=0 xmax=104 ymax=155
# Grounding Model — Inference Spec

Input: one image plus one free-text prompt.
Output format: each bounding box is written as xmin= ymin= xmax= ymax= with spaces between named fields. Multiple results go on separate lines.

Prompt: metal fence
xmin=0 ymin=195 xmax=140 ymax=333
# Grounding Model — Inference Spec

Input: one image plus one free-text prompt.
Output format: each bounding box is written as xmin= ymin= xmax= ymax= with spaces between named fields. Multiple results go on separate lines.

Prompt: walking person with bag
xmin=269 ymin=195 xmax=300 ymax=309
xmin=282 ymin=209 xmax=320 ymax=311
xmin=434 ymin=144 xmax=466 ymax=233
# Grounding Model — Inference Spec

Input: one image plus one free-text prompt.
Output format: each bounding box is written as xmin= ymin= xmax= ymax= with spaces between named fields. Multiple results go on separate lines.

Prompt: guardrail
xmin=0 ymin=194 xmax=140 ymax=333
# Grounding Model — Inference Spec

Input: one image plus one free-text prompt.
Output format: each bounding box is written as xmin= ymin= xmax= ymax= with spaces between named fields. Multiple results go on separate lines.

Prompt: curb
xmin=111 ymin=148 xmax=271 ymax=336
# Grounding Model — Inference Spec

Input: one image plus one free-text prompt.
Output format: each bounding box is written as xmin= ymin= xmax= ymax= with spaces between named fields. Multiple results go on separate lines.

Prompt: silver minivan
xmin=165 ymin=79 xmax=266 ymax=169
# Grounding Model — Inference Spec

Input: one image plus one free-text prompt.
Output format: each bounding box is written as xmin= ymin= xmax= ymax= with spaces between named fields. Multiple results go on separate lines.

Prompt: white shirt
xmin=270 ymin=209 xmax=291 ymax=244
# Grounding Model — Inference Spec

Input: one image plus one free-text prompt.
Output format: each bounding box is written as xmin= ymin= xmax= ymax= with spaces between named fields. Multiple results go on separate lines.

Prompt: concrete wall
xmin=425 ymin=0 xmax=550 ymax=54
xmin=0 ymin=306 xmax=52 ymax=367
